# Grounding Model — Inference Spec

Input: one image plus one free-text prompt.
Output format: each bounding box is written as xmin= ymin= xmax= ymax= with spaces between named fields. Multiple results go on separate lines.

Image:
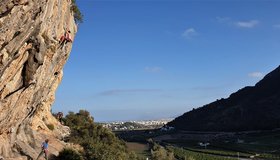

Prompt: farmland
xmin=116 ymin=129 xmax=280 ymax=160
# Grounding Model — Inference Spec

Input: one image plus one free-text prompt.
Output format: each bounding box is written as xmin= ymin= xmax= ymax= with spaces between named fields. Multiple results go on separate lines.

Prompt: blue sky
xmin=53 ymin=0 xmax=280 ymax=122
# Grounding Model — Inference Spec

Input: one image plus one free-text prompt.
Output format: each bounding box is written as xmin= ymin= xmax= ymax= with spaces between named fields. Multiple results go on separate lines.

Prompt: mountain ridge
xmin=168 ymin=65 xmax=280 ymax=132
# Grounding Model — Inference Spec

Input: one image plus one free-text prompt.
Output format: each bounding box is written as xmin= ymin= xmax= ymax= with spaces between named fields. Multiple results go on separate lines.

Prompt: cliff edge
xmin=0 ymin=0 xmax=77 ymax=159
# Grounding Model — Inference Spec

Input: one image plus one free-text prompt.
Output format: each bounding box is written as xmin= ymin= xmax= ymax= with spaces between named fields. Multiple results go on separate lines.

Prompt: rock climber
xmin=36 ymin=139 xmax=49 ymax=160
xmin=59 ymin=30 xmax=72 ymax=47
xmin=57 ymin=112 xmax=63 ymax=123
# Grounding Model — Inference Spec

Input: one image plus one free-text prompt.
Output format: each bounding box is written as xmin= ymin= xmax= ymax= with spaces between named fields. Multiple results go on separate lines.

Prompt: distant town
xmin=101 ymin=118 xmax=174 ymax=131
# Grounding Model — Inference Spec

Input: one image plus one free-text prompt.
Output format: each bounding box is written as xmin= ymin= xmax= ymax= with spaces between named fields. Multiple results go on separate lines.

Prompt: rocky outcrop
xmin=0 ymin=0 xmax=77 ymax=159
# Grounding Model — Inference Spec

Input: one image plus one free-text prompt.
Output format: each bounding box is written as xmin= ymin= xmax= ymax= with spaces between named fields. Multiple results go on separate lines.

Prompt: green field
xmin=162 ymin=134 xmax=280 ymax=159
xmin=168 ymin=146 xmax=237 ymax=160
xmin=117 ymin=129 xmax=280 ymax=160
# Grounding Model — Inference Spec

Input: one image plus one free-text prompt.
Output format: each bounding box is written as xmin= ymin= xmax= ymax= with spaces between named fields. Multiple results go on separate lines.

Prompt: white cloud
xmin=145 ymin=66 xmax=162 ymax=73
xmin=273 ymin=24 xmax=280 ymax=29
xmin=216 ymin=16 xmax=231 ymax=23
xmin=248 ymin=72 xmax=264 ymax=78
xmin=182 ymin=28 xmax=198 ymax=39
xmin=216 ymin=17 xmax=260 ymax=29
xmin=235 ymin=20 xmax=259 ymax=28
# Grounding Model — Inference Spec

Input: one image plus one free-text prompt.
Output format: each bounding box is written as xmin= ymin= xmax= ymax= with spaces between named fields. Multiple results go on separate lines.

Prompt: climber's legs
xmin=36 ymin=150 xmax=44 ymax=160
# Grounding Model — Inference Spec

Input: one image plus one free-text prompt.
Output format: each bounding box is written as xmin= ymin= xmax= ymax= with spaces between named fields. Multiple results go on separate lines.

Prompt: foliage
xmin=46 ymin=123 xmax=55 ymax=131
xmin=63 ymin=110 xmax=139 ymax=160
xmin=71 ymin=0 xmax=83 ymax=23
xmin=151 ymin=143 xmax=175 ymax=160
xmin=57 ymin=148 xmax=83 ymax=160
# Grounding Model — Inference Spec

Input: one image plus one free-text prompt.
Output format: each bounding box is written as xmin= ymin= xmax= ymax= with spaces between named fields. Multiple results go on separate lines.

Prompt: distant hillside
xmin=168 ymin=65 xmax=280 ymax=132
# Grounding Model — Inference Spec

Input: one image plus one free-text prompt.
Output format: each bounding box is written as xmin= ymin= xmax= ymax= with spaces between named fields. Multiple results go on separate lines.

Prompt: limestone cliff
xmin=0 ymin=0 xmax=77 ymax=159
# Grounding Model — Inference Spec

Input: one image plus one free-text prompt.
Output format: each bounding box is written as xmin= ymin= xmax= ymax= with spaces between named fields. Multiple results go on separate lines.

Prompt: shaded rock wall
xmin=0 ymin=0 xmax=77 ymax=159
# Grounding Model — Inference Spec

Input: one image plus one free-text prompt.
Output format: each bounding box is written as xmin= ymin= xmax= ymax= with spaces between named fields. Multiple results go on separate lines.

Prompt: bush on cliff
xmin=60 ymin=110 xmax=140 ymax=160
xmin=46 ymin=123 xmax=55 ymax=131
xmin=71 ymin=0 xmax=83 ymax=23
xmin=151 ymin=143 xmax=175 ymax=160
xmin=57 ymin=148 xmax=83 ymax=160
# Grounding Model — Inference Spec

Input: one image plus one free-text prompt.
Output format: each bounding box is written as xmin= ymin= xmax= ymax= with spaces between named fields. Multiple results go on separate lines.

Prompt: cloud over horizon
xmin=248 ymin=72 xmax=264 ymax=78
xmin=182 ymin=28 xmax=198 ymax=39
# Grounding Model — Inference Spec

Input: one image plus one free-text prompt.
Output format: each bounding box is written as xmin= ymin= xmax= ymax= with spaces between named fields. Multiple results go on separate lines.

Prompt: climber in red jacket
xmin=59 ymin=30 xmax=72 ymax=48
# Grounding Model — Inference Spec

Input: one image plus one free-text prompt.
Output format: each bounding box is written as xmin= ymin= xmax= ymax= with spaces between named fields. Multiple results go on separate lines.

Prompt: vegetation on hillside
xmin=168 ymin=65 xmax=280 ymax=131
xmin=71 ymin=0 xmax=83 ymax=23
xmin=56 ymin=148 xmax=83 ymax=160
xmin=57 ymin=110 xmax=140 ymax=160
xmin=151 ymin=143 xmax=175 ymax=160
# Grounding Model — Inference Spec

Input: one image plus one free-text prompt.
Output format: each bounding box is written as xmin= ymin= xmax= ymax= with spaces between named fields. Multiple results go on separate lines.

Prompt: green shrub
xmin=71 ymin=0 xmax=83 ymax=23
xmin=46 ymin=123 xmax=55 ymax=131
xmin=57 ymin=148 xmax=83 ymax=160
xmin=151 ymin=143 xmax=175 ymax=160
xmin=63 ymin=110 xmax=139 ymax=160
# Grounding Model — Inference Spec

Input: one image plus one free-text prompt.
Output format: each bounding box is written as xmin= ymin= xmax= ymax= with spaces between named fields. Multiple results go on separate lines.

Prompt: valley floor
xmin=116 ymin=129 xmax=280 ymax=160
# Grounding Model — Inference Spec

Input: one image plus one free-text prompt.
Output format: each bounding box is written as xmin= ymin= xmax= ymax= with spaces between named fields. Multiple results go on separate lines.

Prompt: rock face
xmin=0 ymin=0 xmax=77 ymax=159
